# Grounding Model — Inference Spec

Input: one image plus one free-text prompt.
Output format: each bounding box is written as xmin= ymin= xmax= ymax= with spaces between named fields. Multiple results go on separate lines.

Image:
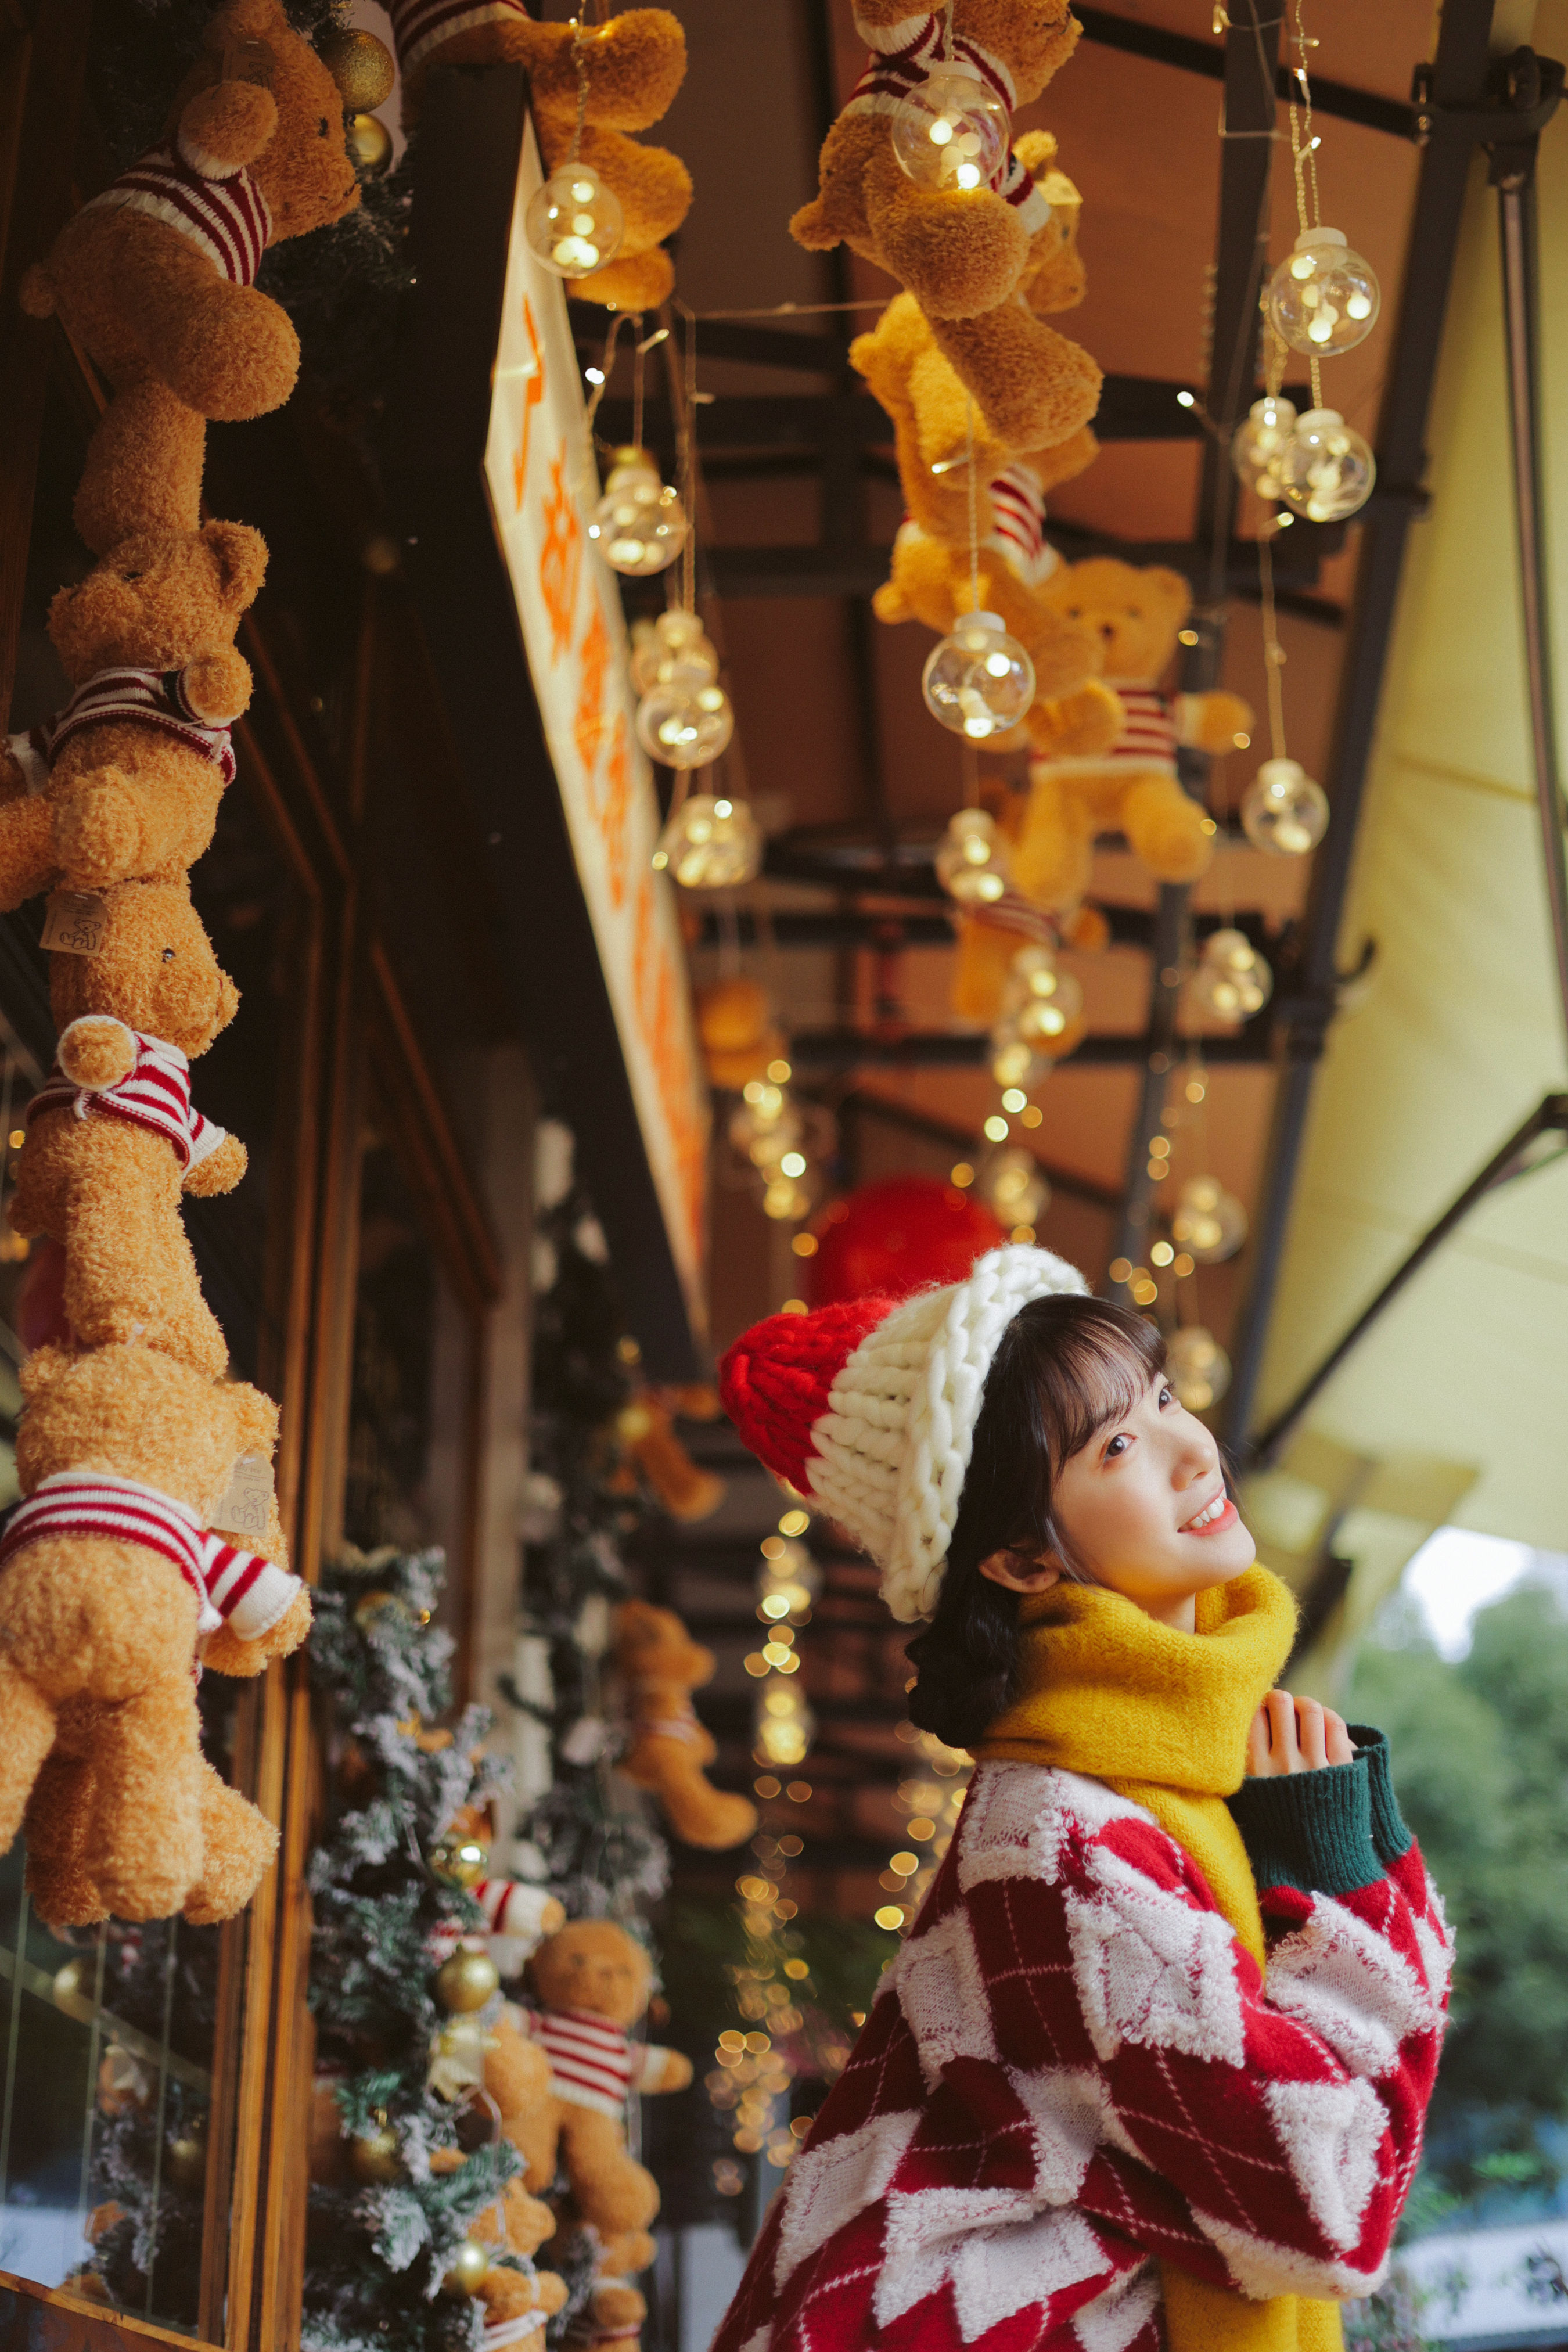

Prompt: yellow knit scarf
xmin=975 ymin=1565 xmax=1343 ymax=2352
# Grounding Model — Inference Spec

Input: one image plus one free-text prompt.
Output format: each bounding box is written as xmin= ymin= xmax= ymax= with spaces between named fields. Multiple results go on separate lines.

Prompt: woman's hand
xmin=1247 ymin=1690 xmax=1356 ymax=1776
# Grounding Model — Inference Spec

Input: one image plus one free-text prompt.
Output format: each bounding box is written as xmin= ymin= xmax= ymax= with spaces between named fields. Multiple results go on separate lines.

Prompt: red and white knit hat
xmin=719 ymin=1243 xmax=1087 ymax=1623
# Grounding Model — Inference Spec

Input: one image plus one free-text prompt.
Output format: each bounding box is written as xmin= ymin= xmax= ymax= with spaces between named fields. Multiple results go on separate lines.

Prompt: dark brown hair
xmin=904 ymin=1295 xmax=1167 ymax=1750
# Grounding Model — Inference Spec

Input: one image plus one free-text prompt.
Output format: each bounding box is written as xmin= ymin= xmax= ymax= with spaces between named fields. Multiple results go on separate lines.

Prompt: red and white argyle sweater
xmin=712 ymin=1763 xmax=1451 ymax=2352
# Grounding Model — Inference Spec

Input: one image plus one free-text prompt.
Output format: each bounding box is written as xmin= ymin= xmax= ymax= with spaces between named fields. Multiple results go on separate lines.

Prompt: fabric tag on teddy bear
xmin=211 ymin=1453 xmax=274 ymax=1544
xmin=39 ymin=892 xmax=108 ymax=955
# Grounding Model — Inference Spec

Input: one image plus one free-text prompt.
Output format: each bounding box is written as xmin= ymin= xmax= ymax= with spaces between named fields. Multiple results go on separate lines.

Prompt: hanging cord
xmin=630 ymin=313 xmax=646 ymax=453
xmin=583 ymin=311 xmax=632 ymax=443
xmin=1286 ymin=0 xmax=1324 ymax=407
xmin=965 ymin=391 xmax=981 ymax=618
xmin=568 ymin=17 xmax=591 ymax=166
xmin=944 ymin=0 xmax=955 ymax=60
xmin=1257 ymin=519 xmax=1289 ymax=762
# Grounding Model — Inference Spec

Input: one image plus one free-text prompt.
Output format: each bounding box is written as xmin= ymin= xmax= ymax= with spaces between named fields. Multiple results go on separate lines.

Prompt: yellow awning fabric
xmin=1253 ymin=47 xmax=1568 ymax=1556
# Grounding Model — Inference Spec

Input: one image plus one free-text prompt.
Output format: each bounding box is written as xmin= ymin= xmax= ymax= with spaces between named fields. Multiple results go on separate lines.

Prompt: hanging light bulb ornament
xmin=922 ymin=612 xmax=1035 ymax=740
xmin=526 ymin=160 xmax=624 ymax=278
xmin=636 ymin=680 xmax=734 ymax=769
xmin=630 ymin=607 xmax=717 ymax=696
xmin=1191 ymin=928 xmax=1272 ymax=1021
xmin=654 ymin=793 xmax=761 ymax=889
xmin=1005 ymin=944 xmax=1085 ymax=1059
xmin=984 ymin=1146 xmax=1049 ymax=1233
xmin=589 ymin=448 xmax=688 ymax=576
xmin=1231 ymin=395 xmax=1298 ymax=499
xmin=1166 ymin=1326 xmax=1232 ymax=1412
xmin=1277 ymin=408 xmax=1375 ymax=522
xmin=1267 ymin=228 xmax=1380 ymax=355
xmin=1242 ymin=757 xmax=1329 ymax=855
xmin=934 ymin=807 xmax=1012 ymax=906
xmin=1173 ymin=1175 xmax=1249 ymax=1264
xmin=890 ymin=57 xmax=1012 ymax=192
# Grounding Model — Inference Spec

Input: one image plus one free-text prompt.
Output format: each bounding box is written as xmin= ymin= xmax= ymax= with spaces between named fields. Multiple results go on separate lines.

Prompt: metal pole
xmin=1497 ymin=167 xmax=1568 ymax=1056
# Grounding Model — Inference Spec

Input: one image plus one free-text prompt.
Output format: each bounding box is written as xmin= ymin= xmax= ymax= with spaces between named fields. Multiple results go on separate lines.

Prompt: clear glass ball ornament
xmin=990 ymin=1031 xmax=1037 ymax=1089
xmin=1231 ymin=394 xmax=1298 ymax=499
xmin=1191 ymin=927 xmax=1272 ymax=1020
xmin=653 ymin=792 xmax=760 ymax=887
xmin=934 ymin=807 xmax=1012 ymax=907
xmin=986 ymin=1146 xmax=1049 ymax=1231
xmin=1266 ymin=228 xmax=1380 ymax=355
xmin=1006 ymin=944 xmax=1085 ymax=1055
xmin=761 ymin=1173 xmax=812 ymax=1222
xmin=1276 ymin=408 xmax=1376 ymax=523
xmin=728 ymin=1092 xmax=802 ymax=1170
xmin=630 ymin=609 xmax=717 ymax=697
xmin=1172 ymin=1174 xmax=1249 ymax=1264
xmin=890 ymin=59 xmax=1012 ymax=193
xmin=922 ymin=611 xmax=1036 ymax=740
xmin=1165 ymin=1325 xmax=1232 ymax=1412
xmin=1241 ymin=757 xmax=1329 ymax=855
xmin=636 ymin=680 xmax=735 ymax=770
xmin=524 ymin=161 xmax=624 ymax=278
xmin=588 ymin=448 xmax=687 ymax=576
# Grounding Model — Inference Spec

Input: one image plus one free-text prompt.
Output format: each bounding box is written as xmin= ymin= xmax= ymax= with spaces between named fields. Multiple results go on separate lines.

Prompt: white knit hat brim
xmin=803 ymin=1244 xmax=1088 ymax=1621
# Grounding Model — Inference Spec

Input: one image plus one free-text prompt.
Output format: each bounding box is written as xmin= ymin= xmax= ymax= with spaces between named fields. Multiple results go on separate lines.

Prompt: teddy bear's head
xmin=530 ymin=1920 xmax=652 ymax=2030
xmin=614 ymin=1599 xmax=715 ymax=1696
xmin=51 ymin=879 xmax=240 ymax=1059
xmin=17 ymin=1343 xmax=276 ymax=1516
xmin=851 ymin=1 xmax=1078 ymax=103
xmin=1039 ymin=557 xmax=1191 ymax=682
xmin=172 ymin=0 xmax=361 ymax=243
xmin=48 ymin=523 xmax=268 ymax=685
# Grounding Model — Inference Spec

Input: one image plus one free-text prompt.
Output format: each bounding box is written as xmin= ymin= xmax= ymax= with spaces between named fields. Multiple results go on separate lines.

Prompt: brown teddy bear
xmin=0 ymin=521 xmax=268 ymax=909
xmin=513 ymin=1922 xmax=691 ymax=2289
xmin=1013 ymin=558 xmax=1254 ymax=908
xmin=0 ymin=1342 xmax=306 ymax=1921
xmin=19 ymin=0 xmax=366 ymax=553
xmin=9 ymin=877 xmax=245 ymax=1376
xmin=472 ymin=2174 xmax=570 ymax=2336
xmin=390 ymin=5 xmax=691 ymax=311
xmin=612 ymin=1600 xmax=757 ymax=1850
xmin=23 ymin=1491 xmax=306 ymax=1929
xmin=793 ymin=3 xmax=1100 ymax=451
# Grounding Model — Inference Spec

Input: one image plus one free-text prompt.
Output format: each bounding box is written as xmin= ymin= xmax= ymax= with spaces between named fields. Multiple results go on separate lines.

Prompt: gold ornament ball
xmin=353 ymin=1588 xmax=409 ymax=1632
xmin=430 ymin=1833 xmax=487 ymax=1890
xmin=52 ymin=1960 xmax=95 ymax=2022
xmin=346 ymin=112 xmax=394 ymax=179
xmin=435 ymin=1948 xmax=500 ymax=2013
xmin=166 ymin=2128 xmax=208 ymax=2191
xmin=350 ymin=2122 xmax=402 ymax=2185
xmin=319 ymin=25 xmax=396 ymax=109
xmin=441 ymin=2239 xmax=491 ymax=2296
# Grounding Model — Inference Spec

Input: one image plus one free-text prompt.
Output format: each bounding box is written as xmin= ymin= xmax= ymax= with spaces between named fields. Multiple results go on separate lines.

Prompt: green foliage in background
xmin=1350 ymin=1580 xmax=1568 ymax=2204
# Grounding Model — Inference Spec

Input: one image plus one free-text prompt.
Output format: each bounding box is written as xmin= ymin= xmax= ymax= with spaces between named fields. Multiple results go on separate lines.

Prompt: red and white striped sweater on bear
xmin=712 ymin=1750 xmax=1451 ymax=2352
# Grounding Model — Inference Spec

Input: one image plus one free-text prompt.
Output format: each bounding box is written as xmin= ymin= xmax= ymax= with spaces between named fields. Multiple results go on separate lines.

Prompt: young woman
xmin=715 ymin=1246 xmax=1450 ymax=2352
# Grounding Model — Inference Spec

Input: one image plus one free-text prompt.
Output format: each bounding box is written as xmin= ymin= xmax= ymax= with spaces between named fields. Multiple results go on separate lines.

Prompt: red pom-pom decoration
xmin=807 ymin=1177 xmax=1006 ymax=1307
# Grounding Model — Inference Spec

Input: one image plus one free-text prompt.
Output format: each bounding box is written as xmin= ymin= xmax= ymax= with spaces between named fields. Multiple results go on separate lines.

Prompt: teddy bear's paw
xmin=573 ymin=249 xmax=677 ymax=314
xmin=1120 ymin=776 xmax=1216 ymax=885
xmin=181 ymin=1773 xmax=278 ymax=1925
xmin=591 ymin=2285 xmax=646 ymax=2331
xmin=55 ymin=772 xmax=146 ymax=891
xmin=183 ymin=1134 xmax=249 ymax=1197
xmin=633 ymin=1767 xmax=757 ymax=1852
xmin=875 ymin=188 xmax=1030 ymax=322
xmin=161 ymin=289 xmax=300 ymax=423
xmin=788 ymin=195 xmax=844 ymax=254
xmin=567 ymin=8 xmax=687 ymax=130
xmin=180 ymin=649 xmax=251 ymax=727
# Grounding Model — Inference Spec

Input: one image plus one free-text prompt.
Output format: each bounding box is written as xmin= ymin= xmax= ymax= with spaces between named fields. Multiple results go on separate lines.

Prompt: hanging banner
xmin=482 ymin=121 xmax=709 ymax=1328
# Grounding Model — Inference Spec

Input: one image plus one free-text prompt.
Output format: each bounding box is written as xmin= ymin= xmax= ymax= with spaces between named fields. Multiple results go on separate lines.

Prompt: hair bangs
xmin=1034 ymin=1307 xmax=1168 ymax=1473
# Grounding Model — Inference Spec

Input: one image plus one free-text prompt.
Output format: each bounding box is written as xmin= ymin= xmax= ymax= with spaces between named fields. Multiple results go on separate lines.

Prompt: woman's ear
xmin=977 ymin=1549 xmax=1063 ymax=1596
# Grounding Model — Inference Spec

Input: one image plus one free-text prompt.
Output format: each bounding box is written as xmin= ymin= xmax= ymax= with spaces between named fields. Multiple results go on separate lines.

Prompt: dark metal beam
xmin=706 ymin=520 xmax=1340 ymax=599
xmin=695 ymin=904 xmax=1282 ymax=955
xmin=787 ymin=1029 xmax=1271 ymax=1072
xmin=1073 ymin=6 xmax=1418 ymax=140
xmin=840 ymin=1088 xmax=1125 ymax=1210
xmin=1107 ymin=0 xmax=1282 ymax=1281
xmin=1224 ymin=0 xmax=1511 ymax=1451
xmin=595 ymin=377 xmax=1317 ymax=451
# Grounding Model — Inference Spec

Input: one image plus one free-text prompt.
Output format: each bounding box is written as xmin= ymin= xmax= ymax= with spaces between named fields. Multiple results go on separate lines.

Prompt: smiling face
xmin=979 ymin=1360 xmax=1256 ymax=1631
